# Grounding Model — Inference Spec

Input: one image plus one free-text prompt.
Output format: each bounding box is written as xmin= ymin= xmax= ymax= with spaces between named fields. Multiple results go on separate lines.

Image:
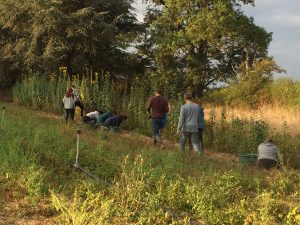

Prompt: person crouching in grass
xmin=257 ymin=139 xmax=280 ymax=170
xmin=102 ymin=115 xmax=127 ymax=129
xmin=83 ymin=110 xmax=103 ymax=124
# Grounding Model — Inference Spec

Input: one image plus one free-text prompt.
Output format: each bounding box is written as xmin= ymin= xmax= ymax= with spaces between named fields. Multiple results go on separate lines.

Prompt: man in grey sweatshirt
xmin=257 ymin=139 xmax=279 ymax=169
xmin=177 ymin=93 xmax=202 ymax=153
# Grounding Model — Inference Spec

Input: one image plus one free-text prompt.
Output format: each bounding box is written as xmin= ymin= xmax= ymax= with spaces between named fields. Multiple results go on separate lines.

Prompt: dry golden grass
xmin=204 ymin=105 xmax=300 ymax=136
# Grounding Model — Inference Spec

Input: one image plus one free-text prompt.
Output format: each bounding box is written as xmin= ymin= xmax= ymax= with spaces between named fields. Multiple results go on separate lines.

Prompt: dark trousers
xmin=258 ymin=159 xmax=277 ymax=170
xmin=65 ymin=108 xmax=75 ymax=122
xmin=75 ymin=100 xmax=84 ymax=117
xmin=152 ymin=118 xmax=164 ymax=137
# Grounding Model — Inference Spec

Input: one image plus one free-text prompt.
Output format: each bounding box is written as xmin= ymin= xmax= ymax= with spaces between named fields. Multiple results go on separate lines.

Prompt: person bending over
xmin=83 ymin=110 xmax=103 ymax=123
xmin=103 ymin=115 xmax=127 ymax=128
xmin=97 ymin=111 xmax=113 ymax=125
xmin=257 ymin=139 xmax=279 ymax=170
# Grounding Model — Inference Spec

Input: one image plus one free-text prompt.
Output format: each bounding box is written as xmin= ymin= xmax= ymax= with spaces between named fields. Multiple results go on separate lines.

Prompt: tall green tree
xmin=140 ymin=0 xmax=276 ymax=97
xmin=0 ymin=0 xmax=142 ymax=79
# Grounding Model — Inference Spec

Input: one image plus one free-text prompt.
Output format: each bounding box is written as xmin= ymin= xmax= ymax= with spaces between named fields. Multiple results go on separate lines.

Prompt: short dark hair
xmin=155 ymin=89 xmax=162 ymax=95
xmin=184 ymin=93 xmax=192 ymax=100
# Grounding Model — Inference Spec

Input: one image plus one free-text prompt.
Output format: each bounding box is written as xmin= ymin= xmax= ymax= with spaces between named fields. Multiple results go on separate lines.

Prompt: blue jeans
xmin=180 ymin=132 xmax=201 ymax=153
xmin=152 ymin=118 xmax=164 ymax=137
xmin=161 ymin=113 xmax=167 ymax=128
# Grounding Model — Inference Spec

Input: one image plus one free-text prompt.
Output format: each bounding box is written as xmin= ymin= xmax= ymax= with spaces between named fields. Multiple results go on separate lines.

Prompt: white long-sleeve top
xmin=86 ymin=111 xmax=101 ymax=119
xmin=62 ymin=96 xmax=75 ymax=109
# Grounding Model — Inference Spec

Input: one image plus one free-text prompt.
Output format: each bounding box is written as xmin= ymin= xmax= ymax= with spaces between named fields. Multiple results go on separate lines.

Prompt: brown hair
xmin=184 ymin=93 xmax=192 ymax=100
xmin=155 ymin=89 xmax=162 ymax=95
xmin=66 ymin=88 xmax=73 ymax=98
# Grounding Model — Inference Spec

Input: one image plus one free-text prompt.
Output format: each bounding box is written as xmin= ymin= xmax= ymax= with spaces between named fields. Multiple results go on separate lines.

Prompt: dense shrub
xmin=206 ymin=77 xmax=300 ymax=109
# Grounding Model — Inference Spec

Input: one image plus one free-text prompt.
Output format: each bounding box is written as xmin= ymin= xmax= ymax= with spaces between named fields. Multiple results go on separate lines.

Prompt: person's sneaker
xmin=156 ymin=136 xmax=162 ymax=143
xmin=153 ymin=137 xmax=157 ymax=145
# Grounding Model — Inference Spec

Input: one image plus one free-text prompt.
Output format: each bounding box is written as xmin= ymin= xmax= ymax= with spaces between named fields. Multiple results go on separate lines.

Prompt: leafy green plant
xmin=51 ymin=183 xmax=114 ymax=225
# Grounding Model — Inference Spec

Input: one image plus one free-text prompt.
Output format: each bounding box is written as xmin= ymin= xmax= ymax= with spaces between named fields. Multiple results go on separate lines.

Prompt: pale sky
xmin=133 ymin=0 xmax=300 ymax=80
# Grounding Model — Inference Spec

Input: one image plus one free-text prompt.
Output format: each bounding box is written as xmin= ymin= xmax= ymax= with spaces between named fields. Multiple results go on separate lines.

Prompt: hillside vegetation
xmin=0 ymin=101 xmax=299 ymax=224
xmin=13 ymin=75 xmax=300 ymax=169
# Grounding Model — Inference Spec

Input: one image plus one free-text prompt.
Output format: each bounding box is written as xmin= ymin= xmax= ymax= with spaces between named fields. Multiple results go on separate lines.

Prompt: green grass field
xmin=0 ymin=101 xmax=299 ymax=224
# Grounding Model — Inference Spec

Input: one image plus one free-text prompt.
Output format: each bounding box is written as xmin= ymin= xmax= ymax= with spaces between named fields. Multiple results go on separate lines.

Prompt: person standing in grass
xmin=71 ymin=84 xmax=84 ymax=118
xmin=177 ymin=93 xmax=202 ymax=153
xmin=147 ymin=90 xmax=169 ymax=147
xmin=257 ymin=139 xmax=279 ymax=170
xmin=62 ymin=88 xmax=75 ymax=123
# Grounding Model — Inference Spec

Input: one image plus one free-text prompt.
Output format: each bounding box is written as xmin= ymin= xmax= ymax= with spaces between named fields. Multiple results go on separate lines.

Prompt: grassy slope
xmin=0 ymin=101 xmax=299 ymax=224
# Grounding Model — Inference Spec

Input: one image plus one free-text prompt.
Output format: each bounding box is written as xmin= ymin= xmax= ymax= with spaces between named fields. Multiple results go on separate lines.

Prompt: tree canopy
xmin=0 ymin=0 xmax=142 ymax=78
xmin=0 ymin=0 xmax=281 ymax=95
xmin=139 ymin=0 xmax=277 ymax=97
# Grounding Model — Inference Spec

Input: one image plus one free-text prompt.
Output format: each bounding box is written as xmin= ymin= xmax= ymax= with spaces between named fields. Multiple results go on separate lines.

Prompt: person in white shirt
xmin=62 ymin=88 xmax=75 ymax=123
xmin=83 ymin=110 xmax=103 ymax=123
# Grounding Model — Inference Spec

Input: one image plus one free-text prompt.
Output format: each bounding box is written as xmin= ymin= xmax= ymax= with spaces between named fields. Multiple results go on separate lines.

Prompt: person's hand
xmin=147 ymin=112 xmax=151 ymax=119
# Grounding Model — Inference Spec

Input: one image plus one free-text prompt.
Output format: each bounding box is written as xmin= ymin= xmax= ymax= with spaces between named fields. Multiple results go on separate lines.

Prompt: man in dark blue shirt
xmin=103 ymin=115 xmax=127 ymax=128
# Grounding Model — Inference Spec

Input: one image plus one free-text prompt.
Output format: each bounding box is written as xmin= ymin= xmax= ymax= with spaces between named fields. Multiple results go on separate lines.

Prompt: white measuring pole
xmin=1 ymin=106 xmax=5 ymax=130
xmin=75 ymin=128 xmax=81 ymax=167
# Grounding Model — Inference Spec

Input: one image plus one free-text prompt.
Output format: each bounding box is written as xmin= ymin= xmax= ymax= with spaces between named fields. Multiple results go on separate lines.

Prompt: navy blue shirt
xmin=103 ymin=115 xmax=125 ymax=127
xmin=97 ymin=112 xmax=112 ymax=124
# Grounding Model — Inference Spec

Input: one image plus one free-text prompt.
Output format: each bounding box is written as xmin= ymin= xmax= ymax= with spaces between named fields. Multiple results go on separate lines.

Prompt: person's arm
xmin=72 ymin=97 xmax=75 ymax=108
xmin=198 ymin=108 xmax=204 ymax=129
xmin=257 ymin=144 xmax=262 ymax=159
xmin=274 ymin=145 xmax=280 ymax=162
xmin=164 ymin=98 xmax=169 ymax=113
xmin=198 ymin=108 xmax=201 ymax=129
xmin=177 ymin=106 xmax=185 ymax=133
xmin=146 ymin=98 xmax=152 ymax=112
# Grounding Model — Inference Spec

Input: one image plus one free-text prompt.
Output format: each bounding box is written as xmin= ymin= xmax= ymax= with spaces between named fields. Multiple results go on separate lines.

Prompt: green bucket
xmin=110 ymin=126 xmax=120 ymax=133
xmin=238 ymin=153 xmax=257 ymax=166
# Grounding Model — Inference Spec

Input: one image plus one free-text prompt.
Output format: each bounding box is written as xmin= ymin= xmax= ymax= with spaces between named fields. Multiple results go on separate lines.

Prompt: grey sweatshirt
xmin=177 ymin=102 xmax=200 ymax=133
xmin=257 ymin=141 xmax=279 ymax=161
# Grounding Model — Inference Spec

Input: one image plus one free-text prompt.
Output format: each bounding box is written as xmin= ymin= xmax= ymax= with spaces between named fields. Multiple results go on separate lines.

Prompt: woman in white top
xmin=62 ymin=88 xmax=75 ymax=123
